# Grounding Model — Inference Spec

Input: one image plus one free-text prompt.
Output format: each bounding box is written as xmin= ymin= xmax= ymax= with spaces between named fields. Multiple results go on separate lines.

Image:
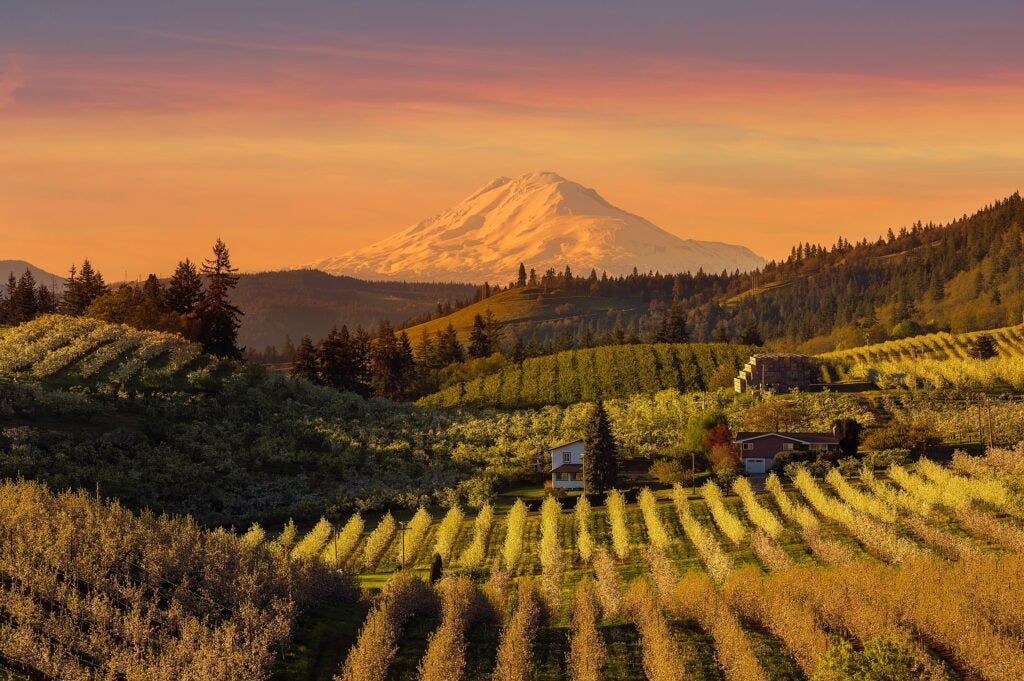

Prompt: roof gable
xmin=734 ymin=431 xmax=838 ymax=445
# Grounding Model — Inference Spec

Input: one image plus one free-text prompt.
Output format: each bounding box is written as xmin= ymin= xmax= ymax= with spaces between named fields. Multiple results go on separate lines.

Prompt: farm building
xmin=550 ymin=439 xmax=585 ymax=489
xmin=734 ymin=353 xmax=819 ymax=393
xmin=734 ymin=431 xmax=839 ymax=474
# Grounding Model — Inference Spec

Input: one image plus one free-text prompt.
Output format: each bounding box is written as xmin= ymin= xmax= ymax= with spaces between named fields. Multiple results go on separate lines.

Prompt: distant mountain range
xmin=308 ymin=171 xmax=766 ymax=284
xmin=0 ymin=260 xmax=64 ymax=290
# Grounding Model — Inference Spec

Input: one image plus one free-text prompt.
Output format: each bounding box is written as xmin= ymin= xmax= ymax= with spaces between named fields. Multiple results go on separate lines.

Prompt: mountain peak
xmin=308 ymin=174 xmax=764 ymax=283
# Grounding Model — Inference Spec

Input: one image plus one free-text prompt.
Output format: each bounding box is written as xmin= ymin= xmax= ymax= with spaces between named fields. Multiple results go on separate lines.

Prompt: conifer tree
xmin=582 ymin=401 xmax=619 ymax=494
xmin=195 ymin=239 xmax=243 ymax=358
xmin=468 ymin=314 xmax=493 ymax=358
xmin=166 ymin=259 xmax=204 ymax=314
xmin=291 ymin=336 xmax=319 ymax=382
xmin=968 ymin=333 xmax=998 ymax=360
xmin=517 ymin=263 xmax=527 ymax=288
xmin=61 ymin=260 xmax=107 ymax=315
xmin=739 ymin=322 xmax=764 ymax=346
xmin=10 ymin=270 xmax=38 ymax=324
xmin=656 ymin=299 xmax=689 ymax=343
xmin=435 ymin=323 xmax=464 ymax=365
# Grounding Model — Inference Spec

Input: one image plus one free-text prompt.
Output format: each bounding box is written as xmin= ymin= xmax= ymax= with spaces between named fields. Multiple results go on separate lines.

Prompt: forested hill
xmin=231 ymin=270 xmax=476 ymax=350
xmin=734 ymin=191 xmax=1024 ymax=352
xmin=402 ymin=192 xmax=1024 ymax=353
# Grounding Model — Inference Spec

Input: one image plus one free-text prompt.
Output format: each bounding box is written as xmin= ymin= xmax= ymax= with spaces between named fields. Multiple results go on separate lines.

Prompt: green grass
xmin=272 ymin=597 xmax=371 ymax=681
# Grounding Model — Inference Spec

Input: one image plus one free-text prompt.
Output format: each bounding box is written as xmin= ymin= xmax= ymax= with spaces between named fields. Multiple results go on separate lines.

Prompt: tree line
xmin=0 ymin=239 xmax=245 ymax=359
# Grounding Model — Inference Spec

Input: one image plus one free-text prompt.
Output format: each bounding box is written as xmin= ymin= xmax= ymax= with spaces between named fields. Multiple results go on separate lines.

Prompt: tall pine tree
xmin=195 ymin=239 xmax=243 ymax=358
xmin=582 ymin=401 xmax=619 ymax=494
xmin=291 ymin=336 xmax=319 ymax=382
xmin=167 ymin=259 xmax=204 ymax=314
xmin=61 ymin=260 xmax=107 ymax=315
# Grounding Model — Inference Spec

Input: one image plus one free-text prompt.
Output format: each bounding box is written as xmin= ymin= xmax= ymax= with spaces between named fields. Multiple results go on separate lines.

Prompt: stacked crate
xmin=734 ymin=353 xmax=818 ymax=392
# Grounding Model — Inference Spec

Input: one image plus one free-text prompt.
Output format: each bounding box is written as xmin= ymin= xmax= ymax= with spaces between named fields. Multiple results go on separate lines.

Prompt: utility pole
xmin=691 ymin=450 xmax=696 ymax=497
xmin=976 ymin=395 xmax=984 ymax=451
xmin=986 ymin=400 xmax=995 ymax=449
xmin=398 ymin=521 xmax=407 ymax=569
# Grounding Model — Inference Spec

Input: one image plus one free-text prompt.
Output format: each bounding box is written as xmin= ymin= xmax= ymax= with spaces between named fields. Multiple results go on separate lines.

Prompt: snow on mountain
xmin=308 ymin=171 xmax=765 ymax=283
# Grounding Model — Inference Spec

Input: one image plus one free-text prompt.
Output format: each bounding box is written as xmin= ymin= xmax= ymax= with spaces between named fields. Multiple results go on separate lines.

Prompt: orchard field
xmin=268 ymin=445 xmax=1024 ymax=681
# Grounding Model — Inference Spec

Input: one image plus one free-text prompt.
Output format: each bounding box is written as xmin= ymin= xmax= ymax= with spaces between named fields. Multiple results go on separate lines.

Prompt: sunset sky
xmin=3 ymin=1 xmax=1024 ymax=279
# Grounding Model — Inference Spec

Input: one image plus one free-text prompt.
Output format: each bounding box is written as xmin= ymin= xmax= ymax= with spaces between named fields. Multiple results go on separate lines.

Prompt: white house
xmin=550 ymin=439 xmax=585 ymax=489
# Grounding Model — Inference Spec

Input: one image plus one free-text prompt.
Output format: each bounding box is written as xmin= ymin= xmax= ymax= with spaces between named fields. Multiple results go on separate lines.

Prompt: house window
xmin=562 ymin=452 xmax=572 ymax=463
xmin=810 ymin=443 xmax=827 ymax=451
xmin=742 ymin=443 xmax=753 ymax=450
xmin=782 ymin=443 xmax=794 ymax=450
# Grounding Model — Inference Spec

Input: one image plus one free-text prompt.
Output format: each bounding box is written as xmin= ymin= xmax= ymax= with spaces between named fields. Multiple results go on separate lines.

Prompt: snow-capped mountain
xmin=308 ymin=172 xmax=765 ymax=283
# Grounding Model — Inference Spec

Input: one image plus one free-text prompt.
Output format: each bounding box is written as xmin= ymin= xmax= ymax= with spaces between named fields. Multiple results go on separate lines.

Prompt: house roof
xmin=549 ymin=439 xmax=584 ymax=452
xmin=551 ymin=463 xmax=582 ymax=473
xmin=735 ymin=431 xmax=838 ymax=445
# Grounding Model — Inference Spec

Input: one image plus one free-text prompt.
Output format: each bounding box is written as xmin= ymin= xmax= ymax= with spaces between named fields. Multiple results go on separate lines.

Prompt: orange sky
xmin=3 ymin=3 xmax=1024 ymax=279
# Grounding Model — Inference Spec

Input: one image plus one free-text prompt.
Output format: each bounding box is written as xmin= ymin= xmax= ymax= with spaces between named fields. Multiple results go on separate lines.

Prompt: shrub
xmin=812 ymin=636 xmax=926 ymax=681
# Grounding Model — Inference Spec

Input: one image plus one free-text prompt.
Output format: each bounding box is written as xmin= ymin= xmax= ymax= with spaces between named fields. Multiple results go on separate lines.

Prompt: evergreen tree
xmin=318 ymin=325 xmax=362 ymax=390
xmin=468 ymin=314 xmax=493 ymax=358
xmin=832 ymin=418 xmax=862 ymax=457
xmin=10 ymin=270 xmax=38 ymax=324
xmin=141 ymin=274 xmax=166 ymax=309
xmin=291 ymin=336 xmax=320 ymax=382
xmin=195 ymin=239 xmax=243 ymax=358
xmin=435 ymin=323 xmax=464 ymax=365
xmin=738 ymin=322 xmax=764 ymax=346
xmin=369 ymin=322 xmax=406 ymax=399
xmin=517 ymin=263 xmax=528 ymax=288
xmin=167 ymin=259 xmax=204 ymax=314
xmin=281 ymin=335 xmax=296 ymax=362
xmin=656 ymin=300 xmax=689 ymax=343
xmin=582 ymin=401 xmax=619 ymax=493
xmin=508 ymin=334 xmax=527 ymax=363
xmin=968 ymin=333 xmax=998 ymax=360
xmin=61 ymin=260 xmax=107 ymax=315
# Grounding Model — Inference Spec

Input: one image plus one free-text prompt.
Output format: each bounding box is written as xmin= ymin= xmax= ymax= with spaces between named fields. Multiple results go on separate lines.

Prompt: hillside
xmin=402 ymin=285 xmax=653 ymax=344
xmin=231 ymin=269 xmax=476 ymax=350
xmin=419 ymin=342 xmax=754 ymax=408
xmin=0 ymin=313 xmax=217 ymax=390
xmin=821 ymin=324 xmax=1024 ymax=364
xmin=308 ymin=171 xmax=765 ymax=283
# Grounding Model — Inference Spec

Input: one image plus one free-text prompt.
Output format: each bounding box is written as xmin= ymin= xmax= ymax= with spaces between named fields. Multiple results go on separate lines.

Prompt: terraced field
xmin=0 ymin=314 xmax=220 ymax=390
xmin=275 ymin=448 xmax=1024 ymax=681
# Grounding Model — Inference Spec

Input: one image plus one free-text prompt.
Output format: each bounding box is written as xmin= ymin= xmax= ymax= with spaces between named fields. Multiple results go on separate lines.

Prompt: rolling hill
xmin=401 ymin=285 xmax=653 ymax=344
xmin=0 ymin=313 xmax=219 ymax=390
xmin=308 ymin=171 xmax=765 ymax=283
xmin=231 ymin=269 xmax=476 ymax=350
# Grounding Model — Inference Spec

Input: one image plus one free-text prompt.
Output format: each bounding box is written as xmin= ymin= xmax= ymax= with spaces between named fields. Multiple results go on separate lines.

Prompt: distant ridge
xmin=308 ymin=171 xmax=765 ymax=283
xmin=0 ymin=260 xmax=64 ymax=290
